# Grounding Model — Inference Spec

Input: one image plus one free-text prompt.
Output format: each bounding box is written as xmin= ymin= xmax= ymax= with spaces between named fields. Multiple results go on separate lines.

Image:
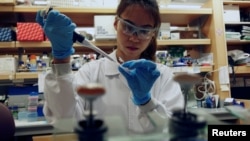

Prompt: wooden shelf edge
xmin=158 ymin=39 xmax=211 ymax=46
xmin=226 ymin=40 xmax=250 ymax=45
xmin=160 ymin=8 xmax=212 ymax=14
xmin=14 ymin=66 xmax=213 ymax=79
xmin=225 ymin=22 xmax=250 ymax=25
xmin=0 ymin=42 xmax=15 ymax=48
xmin=14 ymin=6 xmax=116 ymax=13
xmin=13 ymin=6 xmax=212 ymax=15
xmin=0 ymin=5 xmax=14 ymax=11
xmin=0 ymin=73 xmax=15 ymax=80
xmin=223 ymin=1 xmax=250 ymax=7
xmin=15 ymin=72 xmax=39 ymax=79
xmin=234 ymin=66 xmax=250 ymax=74
xmin=13 ymin=39 xmax=210 ymax=48
xmin=15 ymin=41 xmax=51 ymax=48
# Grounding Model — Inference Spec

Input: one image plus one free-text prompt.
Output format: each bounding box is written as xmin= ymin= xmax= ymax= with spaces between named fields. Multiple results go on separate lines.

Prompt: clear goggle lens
xmin=117 ymin=16 xmax=156 ymax=40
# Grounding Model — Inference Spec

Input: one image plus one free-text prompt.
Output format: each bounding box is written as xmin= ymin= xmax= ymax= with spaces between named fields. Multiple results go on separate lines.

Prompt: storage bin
xmin=16 ymin=22 xmax=44 ymax=41
xmin=8 ymin=85 xmax=38 ymax=95
xmin=0 ymin=27 xmax=15 ymax=41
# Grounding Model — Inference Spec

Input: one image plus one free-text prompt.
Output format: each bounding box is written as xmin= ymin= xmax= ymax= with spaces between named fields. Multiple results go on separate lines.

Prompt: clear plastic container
xmin=18 ymin=110 xmax=28 ymax=121
xmin=28 ymin=92 xmax=39 ymax=106
xmin=27 ymin=111 xmax=38 ymax=122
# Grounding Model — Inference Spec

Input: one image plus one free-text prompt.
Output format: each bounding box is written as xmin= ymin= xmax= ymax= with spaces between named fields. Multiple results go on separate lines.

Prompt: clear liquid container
xmin=29 ymin=54 xmax=37 ymax=72
xmin=28 ymin=92 xmax=39 ymax=106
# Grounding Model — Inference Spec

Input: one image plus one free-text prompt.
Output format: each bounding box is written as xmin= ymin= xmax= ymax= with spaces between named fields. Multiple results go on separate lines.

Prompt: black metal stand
xmin=168 ymin=108 xmax=207 ymax=141
xmin=74 ymin=118 xmax=108 ymax=141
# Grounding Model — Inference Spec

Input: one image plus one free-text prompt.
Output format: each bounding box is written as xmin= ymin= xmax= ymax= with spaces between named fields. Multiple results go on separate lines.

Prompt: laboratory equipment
xmin=40 ymin=7 xmax=115 ymax=62
xmin=74 ymin=83 xmax=108 ymax=141
xmin=170 ymin=72 xmax=207 ymax=141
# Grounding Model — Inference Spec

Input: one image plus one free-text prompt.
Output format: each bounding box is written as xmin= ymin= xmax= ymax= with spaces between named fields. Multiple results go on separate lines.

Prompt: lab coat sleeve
xmin=135 ymin=66 xmax=184 ymax=132
xmin=43 ymin=63 xmax=85 ymax=124
xmin=137 ymin=64 xmax=184 ymax=118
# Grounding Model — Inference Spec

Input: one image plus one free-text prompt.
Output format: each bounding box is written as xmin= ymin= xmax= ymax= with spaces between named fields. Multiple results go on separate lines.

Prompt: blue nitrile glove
xmin=36 ymin=10 xmax=75 ymax=59
xmin=118 ymin=59 xmax=160 ymax=105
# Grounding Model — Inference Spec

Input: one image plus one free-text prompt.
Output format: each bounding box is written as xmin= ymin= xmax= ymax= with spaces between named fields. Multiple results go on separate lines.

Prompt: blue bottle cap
xmin=30 ymin=91 xmax=38 ymax=96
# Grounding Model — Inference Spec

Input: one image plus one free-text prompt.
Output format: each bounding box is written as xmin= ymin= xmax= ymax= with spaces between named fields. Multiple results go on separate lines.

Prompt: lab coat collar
xmin=104 ymin=50 xmax=121 ymax=76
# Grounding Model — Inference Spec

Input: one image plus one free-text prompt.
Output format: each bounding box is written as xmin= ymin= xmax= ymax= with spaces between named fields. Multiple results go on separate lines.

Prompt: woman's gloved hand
xmin=118 ymin=59 xmax=160 ymax=105
xmin=36 ymin=10 xmax=75 ymax=59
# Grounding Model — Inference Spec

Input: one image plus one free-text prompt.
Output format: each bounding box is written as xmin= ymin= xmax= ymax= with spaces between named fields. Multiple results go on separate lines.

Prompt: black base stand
xmin=168 ymin=109 xmax=207 ymax=141
xmin=74 ymin=119 xmax=108 ymax=141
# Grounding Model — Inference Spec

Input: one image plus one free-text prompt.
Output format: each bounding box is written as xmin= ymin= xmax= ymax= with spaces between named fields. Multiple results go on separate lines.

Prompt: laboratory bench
xmin=14 ymin=120 xmax=53 ymax=141
xmin=15 ymin=120 xmax=53 ymax=137
xmin=13 ymin=107 xmax=241 ymax=141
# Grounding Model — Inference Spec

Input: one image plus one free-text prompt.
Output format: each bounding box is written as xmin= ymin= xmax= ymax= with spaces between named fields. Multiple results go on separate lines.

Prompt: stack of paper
xmin=242 ymin=26 xmax=250 ymax=40
xmin=225 ymin=31 xmax=241 ymax=40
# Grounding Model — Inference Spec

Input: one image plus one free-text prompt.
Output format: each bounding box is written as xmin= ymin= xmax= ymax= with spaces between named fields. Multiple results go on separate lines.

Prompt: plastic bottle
xmin=27 ymin=92 xmax=39 ymax=122
xmin=29 ymin=54 xmax=37 ymax=72
xmin=18 ymin=107 xmax=28 ymax=121
xmin=42 ymin=52 xmax=50 ymax=69
xmin=12 ymin=105 xmax=18 ymax=120
xmin=28 ymin=92 xmax=39 ymax=106
xmin=27 ymin=106 xmax=38 ymax=122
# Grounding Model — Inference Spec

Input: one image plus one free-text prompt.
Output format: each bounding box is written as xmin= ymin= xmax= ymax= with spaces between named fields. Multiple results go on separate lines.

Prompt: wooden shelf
xmin=157 ymin=39 xmax=210 ymax=46
xmin=0 ymin=0 xmax=229 ymax=99
xmin=0 ymin=73 xmax=15 ymax=80
xmin=13 ymin=6 xmax=116 ymax=14
xmin=223 ymin=0 xmax=250 ymax=7
xmin=0 ymin=42 xmax=15 ymax=48
xmin=234 ymin=66 xmax=250 ymax=74
xmin=10 ymin=6 xmax=212 ymax=26
xmin=0 ymin=65 xmax=214 ymax=80
xmin=225 ymin=22 xmax=250 ymax=25
xmin=15 ymin=72 xmax=39 ymax=79
xmin=227 ymin=40 xmax=250 ymax=45
xmin=200 ymin=66 xmax=213 ymax=72
xmin=12 ymin=6 xmax=212 ymax=14
xmin=0 ymin=0 xmax=15 ymax=5
xmin=1 ymin=39 xmax=210 ymax=48
xmin=15 ymin=41 xmax=51 ymax=48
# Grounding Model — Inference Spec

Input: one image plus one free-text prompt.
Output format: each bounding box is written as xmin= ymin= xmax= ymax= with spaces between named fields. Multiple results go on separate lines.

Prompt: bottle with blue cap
xmin=27 ymin=92 xmax=39 ymax=122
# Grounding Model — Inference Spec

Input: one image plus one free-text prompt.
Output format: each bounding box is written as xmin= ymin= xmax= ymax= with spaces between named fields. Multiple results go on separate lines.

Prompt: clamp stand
xmin=170 ymin=73 xmax=207 ymax=141
xmin=74 ymin=83 xmax=108 ymax=141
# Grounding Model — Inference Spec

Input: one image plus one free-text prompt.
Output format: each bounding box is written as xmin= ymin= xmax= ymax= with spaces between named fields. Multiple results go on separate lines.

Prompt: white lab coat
xmin=43 ymin=50 xmax=184 ymax=133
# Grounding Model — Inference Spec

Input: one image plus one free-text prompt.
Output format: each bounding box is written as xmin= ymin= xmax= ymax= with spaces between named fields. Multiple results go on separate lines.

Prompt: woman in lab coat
xmin=36 ymin=0 xmax=184 ymax=133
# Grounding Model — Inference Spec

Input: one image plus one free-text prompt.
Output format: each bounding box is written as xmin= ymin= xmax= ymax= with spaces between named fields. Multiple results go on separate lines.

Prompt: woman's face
xmin=114 ymin=4 xmax=155 ymax=62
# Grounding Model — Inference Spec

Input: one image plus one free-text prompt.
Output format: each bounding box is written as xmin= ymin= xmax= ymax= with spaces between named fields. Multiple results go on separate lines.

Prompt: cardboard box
xmin=171 ymin=27 xmax=199 ymax=39
xmin=158 ymin=23 xmax=171 ymax=40
xmin=94 ymin=15 xmax=116 ymax=40
xmin=0 ymin=56 xmax=17 ymax=73
xmin=0 ymin=27 xmax=15 ymax=41
xmin=223 ymin=5 xmax=240 ymax=22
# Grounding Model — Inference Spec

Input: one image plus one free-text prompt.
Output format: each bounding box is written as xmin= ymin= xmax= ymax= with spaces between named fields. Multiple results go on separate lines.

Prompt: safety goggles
xmin=117 ymin=16 xmax=157 ymax=40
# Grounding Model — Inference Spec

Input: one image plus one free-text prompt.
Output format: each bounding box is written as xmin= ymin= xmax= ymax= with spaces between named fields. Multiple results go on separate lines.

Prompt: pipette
xmin=40 ymin=7 xmax=115 ymax=62
xmin=40 ymin=7 xmax=132 ymax=73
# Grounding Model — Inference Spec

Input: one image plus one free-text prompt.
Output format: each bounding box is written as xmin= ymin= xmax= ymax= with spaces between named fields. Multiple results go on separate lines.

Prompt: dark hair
xmin=116 ymin=0 xmax=161 ymax=61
